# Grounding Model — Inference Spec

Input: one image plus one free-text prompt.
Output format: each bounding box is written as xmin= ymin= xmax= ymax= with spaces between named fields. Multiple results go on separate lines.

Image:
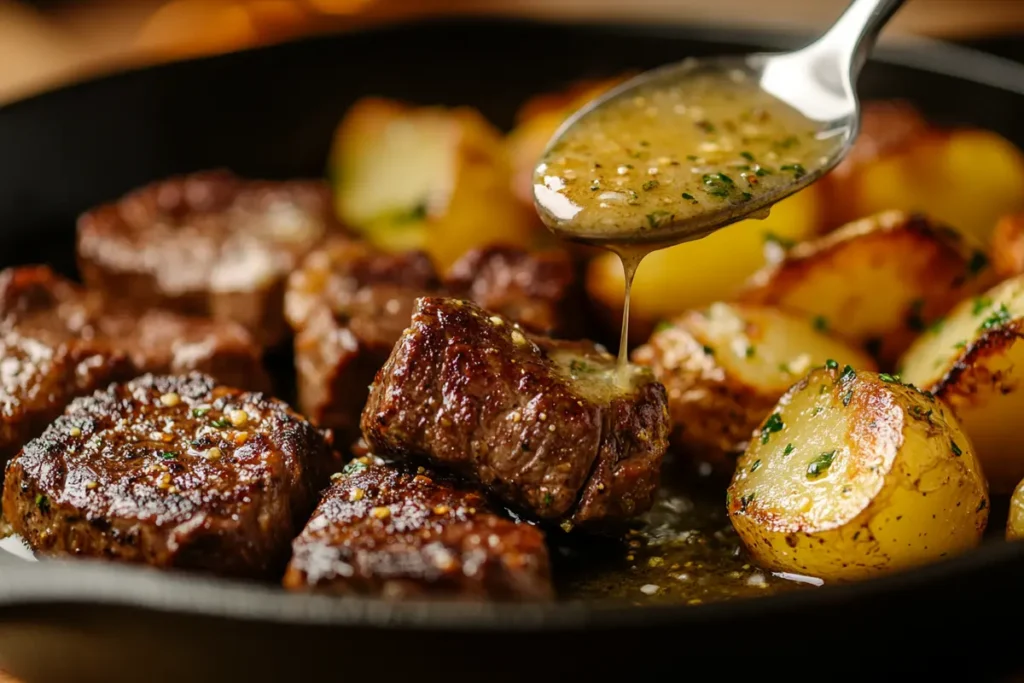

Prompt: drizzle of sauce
xmin=534 ymin=70 xmax=828 ymax=373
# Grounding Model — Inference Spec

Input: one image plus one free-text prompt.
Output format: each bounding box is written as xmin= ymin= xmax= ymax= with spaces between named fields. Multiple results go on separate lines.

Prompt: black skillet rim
xmin=0 ymin=14 xmax=1023 ymax=630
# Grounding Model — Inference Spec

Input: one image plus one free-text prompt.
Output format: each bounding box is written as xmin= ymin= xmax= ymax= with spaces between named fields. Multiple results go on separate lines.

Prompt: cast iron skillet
xmin=1 ymin=16 xmax=1023 ymax=683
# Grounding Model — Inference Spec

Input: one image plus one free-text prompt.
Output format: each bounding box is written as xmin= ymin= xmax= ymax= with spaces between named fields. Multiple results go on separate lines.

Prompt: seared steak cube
xmin=76 ymin=169 xmax=343 ymax=348
xmin=361 ymin=297 xmax=670 ymax=528
xmin=284 ymin=457 xmax=553 ymax=599
xmin=444 ymin=244 xmax=580 ymax=337
xmin=2 ymin=373 xmax=338 ymax=579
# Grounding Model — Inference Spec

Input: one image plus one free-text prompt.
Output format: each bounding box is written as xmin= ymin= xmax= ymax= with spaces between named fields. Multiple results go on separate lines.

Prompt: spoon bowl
xmin=533 ymin=0 xmax=905 ymax=246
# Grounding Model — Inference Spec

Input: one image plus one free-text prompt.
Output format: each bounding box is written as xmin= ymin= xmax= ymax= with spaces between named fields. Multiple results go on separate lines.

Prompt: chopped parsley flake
xmin=839 ymin=365 xmax=856 ymax=383
xmin=191 ymin=408 xmax=210 ymax=418
xmin=764 ymin=231 xmax=796 ymax=249
xmin=342 ymin=459 xmax=369 ymax=475
xmin=825 ymin=359 xmax=839 ymax=370
xmin=681 ymin=192 xmax=697 ymax=203
xmin=813 ymin=315 xmax=829 ymax=332
xmin=642 ymin=179 xmax=660 ymax=191
xmin=783 ymin=443 xmax=795 ymax=456
xmin=842 ymin=389 xmax=854 ymax=406
xmin=968 ymin=250 xmax=989 ymax=276
xmin=740 ymin=151 xmax=756 ymax=162
xmin=654 ymin=320 xmax=673 ymax=333
xmin=569 ymin=360 xmax=594 ymax=375
xmin=972 ymin=296 xmax=992 ymax=315
xmin=750 ymin=459 xmax=762 ymax=473
xmin=745 ymin=345 xmax=756 ymax=359
xmin=879 ymin=373 xmax=900 ymax=383
xmin=210 ymin=418 xmax=230 ymax=429
xmin=979 ymin=303 xmax=1011 ymax=331
xmin=702 ymin=345 xmax=715 ymax=356
xmin=806 ymin=450 xmax=836 ymax=478
xmin=645 ymin=210 xmax=674 ymax=229
xmin=950 ymin=439 xmax=962 ymax=457
xmin=740 ymin=493 xmax=755 ymax=510
xmin=780 ymin=163 xmax=806 ymax=178
xmin=160 ymin=451 xmax=177 ymax=460
xmin=760 ymin=412 xmax=784 ymax=444
xmin=35 ymin=493 xmax=50 ymax=513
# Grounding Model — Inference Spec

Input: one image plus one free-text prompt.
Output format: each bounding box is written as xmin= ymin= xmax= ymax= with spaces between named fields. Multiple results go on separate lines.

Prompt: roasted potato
xmin=899 ymin=273 xmax=1024 ymax=493
xmin=506 ymin=76 xmax=631 ymax=211
xmin=739 ymin=210 xmax=996 ymax=368
xmin=330 ymin=97 xmax=536 ymax=269
xmin=1008 ymin=478 xmax=1024 ymax=541
xmin=586 ymin=186 xmax=822 ymax=346
xmin=817 ymin=101 xmax=1024 ymax=243
xmin=632 ymin=302 xmax=876 ymax=473
xmin=728 ymin=366 xmax=988 ymax=582
xmin=990 ymin=212 xmax=1024 ymax=279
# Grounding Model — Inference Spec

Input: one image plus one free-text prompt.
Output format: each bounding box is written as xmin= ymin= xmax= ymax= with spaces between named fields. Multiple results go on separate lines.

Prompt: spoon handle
xmin=812 ymin=0 xmax=907 ymax=77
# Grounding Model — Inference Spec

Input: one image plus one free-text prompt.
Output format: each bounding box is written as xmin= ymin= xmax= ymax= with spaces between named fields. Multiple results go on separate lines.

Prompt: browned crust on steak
xmin=360 ymin=297 xmax=669 ymax=528
xmin=2 ymin=373 xmax=339 ymax=579
xmin=283 ymin=458 xmax=552 ymax=599
xmin=76 ymin=169 xmax=343 ymax=348
xmin=444 ymin=244 xmax=581 ymax=337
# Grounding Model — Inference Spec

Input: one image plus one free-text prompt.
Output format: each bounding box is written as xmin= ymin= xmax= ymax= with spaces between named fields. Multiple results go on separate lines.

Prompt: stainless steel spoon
xmin=533 ymin=0 xmax=907 ymax=245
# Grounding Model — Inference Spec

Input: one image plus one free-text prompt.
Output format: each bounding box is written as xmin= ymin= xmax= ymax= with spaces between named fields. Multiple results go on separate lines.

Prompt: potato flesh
xmin=728 ymin=367 xmax=988 ymax=582
xmin=633 ymin=303 xmax=876 ymax=472
xmin=585 ymin=187 xmax=822 ymax=344
xmin=739 ymin=211 xmax=994 ymax=367
xmin=834 ymin=129 xmax=1024 ymax=245
xmin=900 ymin=275 xmax=1024 ymax=493
xmin=330 ymin=98 xmax=535 ymax=269
xmin=1008 ymin=479 xmax=1024 ymax=541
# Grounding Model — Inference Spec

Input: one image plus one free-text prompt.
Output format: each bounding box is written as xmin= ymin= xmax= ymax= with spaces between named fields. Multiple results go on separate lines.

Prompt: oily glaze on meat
xmin=283 ymin=457 xmax=553 ymax=599
xmin=361 ymin=297 xmax=670 ymax=528
xmin=444 ymin=244 xmax=581 ymax=337
xmin=2 ymin=373 xmax=339 ymax=578
xmin=286 ymin=238 xmax=441 ymax=448
xmin=77 ymin=169 xmax=343 ymax=348
xmin=0 ymin=265 xmax=270 ymax=392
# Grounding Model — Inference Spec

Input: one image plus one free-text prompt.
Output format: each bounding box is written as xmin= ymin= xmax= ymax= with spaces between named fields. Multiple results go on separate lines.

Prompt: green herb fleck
xmin=750 ymin=459 xmax=762 ymax=473
xmin=780 ymin=163 xmax=806 ymax=178
xmin=639 ymin=140 xmax=650 ymax=147
xmin=879 ymin=373 xmax=900 ymax=383
xmin=645 ymin=210 xmax=674 ymax=229
xmin=978 ymin=498 xmax=988 ymax=512
xmin=686 ymin=154 xmax=699 ymax=161
xmin=825 ymin=359 xmax=839 ymax=370
xmin=681 ymin=192 xmax=697 ymax=203
xmin=905 ymin=299 xmax=926 ymax=332
xmin=626 ymin=189 xmax=639 ymax=205
xmin=210 ymin=418 xmax=230 ymax=429
xmin=842 ymin=389 xmax=854 ymax=406
xmin=839 ymin=365 xmax=856 ymax=383
xmin=342 ymin=459 xmax=369 ymax=475
xmin=702 ymin=345 xmax=715 ymax=356
xmin=745 ymin=345 xmax=756 ymax=359
xmin=953 ymin=340 xmax=967 ymax=350
xmin=739 ymin=493 xmax=755 ymax=510
xmin=806 ymin=450 xmax=836 ymax=479
xmin=928 ymin=317 xmax=946 ymax=335
xmin=776 ymin=135 xmax=800 ymax=149
xmin=543 ymin=492 xmax=554 ymax=506
xmin=972 ymin=296 xmax=992 ymax=315
xmin=569 ymin=360 xmax=593 ymax=375
xmin=754 ymin=166 xmax=772 ymax=177
xmin=160 ymin=451 xmax=177 ymax=460
xmin=950 ymin=439 xmax=962 ymax=457
xmin=741 ymin=191 xmax=753 ymax=201
xmin=702 ymin=173 xmax=732 ymax=198
xmin=740 ymin=151 xmax=756 ymax=162
xmin=642 ymin=179 xmax=660 ymax=192
xmin=783 ymin=443 xmax=795 ymax=456
xmin=813 ymin=316 xmax=829 ymax=332
xmin=979 ymin=303 xmax=1012 ymax=331
xmin=35 ymin=493 xmax=50 ymax=513
xmin=764 ymin=231 xmax=795 ymax=249
xmin=696 ymin=120 xmax=716 ymax=134
xmin=191 ymin=408 xmax=210 ymax=418
xmin=760 ymin=412 xmax=784 ymax=444
xmin=654 ymin=320 xmax=673 ymax=333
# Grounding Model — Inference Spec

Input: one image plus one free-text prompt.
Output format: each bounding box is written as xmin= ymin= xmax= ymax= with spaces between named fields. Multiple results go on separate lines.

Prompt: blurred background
xmin=3 ymin=0 xmax=1024 ymax=106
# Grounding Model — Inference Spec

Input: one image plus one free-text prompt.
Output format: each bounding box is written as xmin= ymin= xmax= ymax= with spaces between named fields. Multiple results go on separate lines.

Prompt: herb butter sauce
xmin=534 ymin=70 xmax=829 ymax=375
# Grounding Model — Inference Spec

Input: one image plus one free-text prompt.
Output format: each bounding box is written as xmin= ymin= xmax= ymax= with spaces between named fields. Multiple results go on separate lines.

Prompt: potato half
xmin=586 ymin=186 xmax=822 ymax=345
xmin=632 ymin=302 xmax=876 ymax=473
xmin=728 ymin=367 xmax=988 ymax=582
xmin=739 ymin=210 xmax=996 ymax=368
xmin=1008 ymin=478 xmax=1024 ymax=541
xmin=817 ymin=100 xmax=1024 ymax=243
xmin=900 ymin=274 xmax=1024 ymax=493
xmin=330 ymin=97 xmax=536 ymax=269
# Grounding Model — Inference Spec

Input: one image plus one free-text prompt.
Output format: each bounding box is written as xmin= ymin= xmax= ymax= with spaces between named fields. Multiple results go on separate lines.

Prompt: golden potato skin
xmin=728 ymin=367 xmax=988 ymax=582
xmin=739 ymin=210 xmax=996 ymax=368
xmin=817 ymin=100 xmax=1024 ymax=243
xmin=330 ymin=97 xmax=536 ymax=269
xmin=1008 ymin=478 xmax=1024 ymax=541
xmin=900 ymin=274 xmax=1024 ymax=493
xmin=586 ymin=187 xmax=822 ymax=346
xmin=990 ymin=213 xmax=1024 ymax=279
xmin=632 ymin=303 xmax=876 ymax=473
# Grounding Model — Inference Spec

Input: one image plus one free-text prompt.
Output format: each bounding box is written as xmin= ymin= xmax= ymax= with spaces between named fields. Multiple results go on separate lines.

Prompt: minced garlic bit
xmin=157 ymin=473 xmax=172 ymax=490
xmin=85 ymin=481 xmax=98 ymax=491
xmin=350 ymin=487 xmax=365 ymax=502
xmin=205 ymin=447 xmax=223 ymax=462
xmin=68 ymin=427 xmax=82 ymax=438
xmin=510 ymin=411 xmax=522 ymax=423
xmin=538 ymin=412 xmax=547 ymax=421
xmin=640 ymin=584 xmax=660 ymax=595
xmin=159 ymin=392 xmax=181 ymax=407
xmin=371 ymin=506 xmax=391 ymax=519
xmin=330 ymin=472 xmax=344 ymax=482
xmin=229 ymin=409 xmax=249 ymax=428
xmin=548 ymin=424 xmax=556 ymax=432
xmin=489 ymin=315 xmax=504 ymax=326
xmin=168 ymin=486 xmax=180 ymax=495
xmin=511 ymin=330 xmax=527 ymax=346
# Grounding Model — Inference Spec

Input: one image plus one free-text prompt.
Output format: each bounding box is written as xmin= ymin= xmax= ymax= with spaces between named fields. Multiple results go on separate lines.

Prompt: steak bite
xmin=286 ymin=239 xmax=441 ymax=447
xmin=2 ymin=373 xmax=338 ymax=578
xmin=0 ymin=331 xmax=133 ymax=474
xmin=283 ymin=456 xmax=553 ymax=600
xmin=77 ymin=169 xmax=343 ymax=348
xmin=443 ymin=244 xmax=580 ymax=337
xmin=361 ymin=297 xmax=670 ymax=528
xmin=0 ymin=265 xmax=270 ymax=392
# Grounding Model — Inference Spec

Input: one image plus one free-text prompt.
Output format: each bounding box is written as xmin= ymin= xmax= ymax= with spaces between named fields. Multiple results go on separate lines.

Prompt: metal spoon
xmin=533 ymin=0 xmax=907 ymax=245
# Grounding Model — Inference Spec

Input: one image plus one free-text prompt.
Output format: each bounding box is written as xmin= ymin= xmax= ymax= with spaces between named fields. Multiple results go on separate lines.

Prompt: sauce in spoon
xmin=533 ymin=69 xmax=831 ymax=382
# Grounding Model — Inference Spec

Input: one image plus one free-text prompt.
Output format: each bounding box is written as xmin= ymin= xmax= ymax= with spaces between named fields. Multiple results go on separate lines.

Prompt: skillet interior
xmin=1 ymin=16 xmax=1024 ymax=681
